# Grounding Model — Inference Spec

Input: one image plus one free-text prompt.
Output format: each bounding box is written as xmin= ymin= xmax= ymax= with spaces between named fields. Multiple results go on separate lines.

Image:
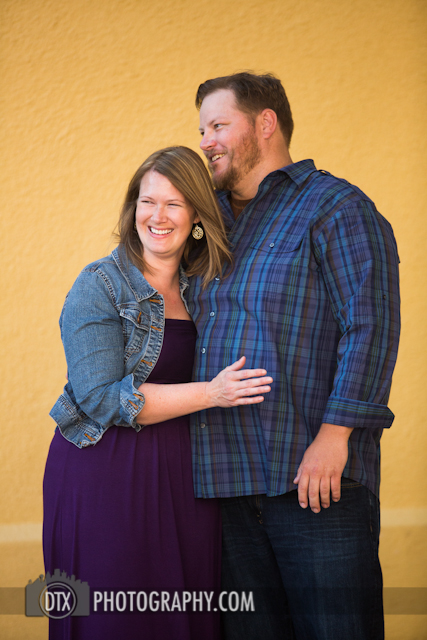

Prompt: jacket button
xmin=201 ymin=348 xmax=206 ymax=354
xmin=200 ymin=423 xmax=206 ymax=428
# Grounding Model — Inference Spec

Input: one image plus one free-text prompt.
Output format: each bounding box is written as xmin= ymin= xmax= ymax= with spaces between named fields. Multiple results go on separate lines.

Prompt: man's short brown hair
xmin=195 ymin=71 xmax=294 ymax=145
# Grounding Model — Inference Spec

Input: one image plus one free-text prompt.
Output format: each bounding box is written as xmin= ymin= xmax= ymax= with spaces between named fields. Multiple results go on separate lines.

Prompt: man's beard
xmin=210 ymin=129 xmax=262 ymax=191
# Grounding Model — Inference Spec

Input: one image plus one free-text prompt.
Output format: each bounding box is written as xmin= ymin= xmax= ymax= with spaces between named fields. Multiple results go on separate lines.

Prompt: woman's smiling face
xmin=135 ymin=170 xmax=199 ymax=267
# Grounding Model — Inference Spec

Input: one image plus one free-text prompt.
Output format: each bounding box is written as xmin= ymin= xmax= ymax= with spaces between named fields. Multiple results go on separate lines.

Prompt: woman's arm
xmin=61 ymin=269 xmax=145 ymax=429
xmin=61 ymin=269 xmax=272 ymax=430
xmin=136 ymin=356 xmax=273 ymax=425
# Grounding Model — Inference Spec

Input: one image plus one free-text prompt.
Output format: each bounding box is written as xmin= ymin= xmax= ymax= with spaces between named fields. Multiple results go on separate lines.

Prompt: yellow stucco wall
xmin=1 ymin=0 xmax=426 ymax=637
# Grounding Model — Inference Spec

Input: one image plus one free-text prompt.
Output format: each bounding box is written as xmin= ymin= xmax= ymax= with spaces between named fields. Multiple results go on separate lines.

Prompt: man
xmin=187 ymin=72 xmax=400 ymax=639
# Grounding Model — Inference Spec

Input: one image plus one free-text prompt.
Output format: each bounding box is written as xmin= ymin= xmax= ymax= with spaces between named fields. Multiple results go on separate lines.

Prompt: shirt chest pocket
xmin=119 ymin=304 xmax=151 ymax=360
xmin=248 ymin=235 xmax=307 ymax=285
xmin=250 ymin=235 xmax=302 ymax=255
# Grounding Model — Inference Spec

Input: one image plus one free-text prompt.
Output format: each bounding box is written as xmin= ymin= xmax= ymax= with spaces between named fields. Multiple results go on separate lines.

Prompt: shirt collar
xmin=216 ymin=159 xmax=317 ymax=204
xmin=270 ymin=159 xmax=317 ymax=187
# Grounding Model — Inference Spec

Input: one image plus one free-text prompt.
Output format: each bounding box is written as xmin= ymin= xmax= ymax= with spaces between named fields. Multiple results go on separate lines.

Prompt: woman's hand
xmin=136 ymin=356 xmax=272 ymax=425
xmin=206 ymin=356 xmax=273 ymax=407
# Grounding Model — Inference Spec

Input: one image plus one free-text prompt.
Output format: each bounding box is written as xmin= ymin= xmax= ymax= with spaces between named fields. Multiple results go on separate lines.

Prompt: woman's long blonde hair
xmin=116 ymin=146 xmax=231 ymax=287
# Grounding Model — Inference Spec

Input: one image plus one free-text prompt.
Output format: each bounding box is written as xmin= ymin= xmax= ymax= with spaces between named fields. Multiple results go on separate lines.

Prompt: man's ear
xmin=259 ymin=109 xmax=278 ymax=139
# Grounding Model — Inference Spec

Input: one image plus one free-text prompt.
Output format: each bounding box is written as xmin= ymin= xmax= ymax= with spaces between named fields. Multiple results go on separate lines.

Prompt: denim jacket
xmin=49 ymin=246 xmax=189 ymax=448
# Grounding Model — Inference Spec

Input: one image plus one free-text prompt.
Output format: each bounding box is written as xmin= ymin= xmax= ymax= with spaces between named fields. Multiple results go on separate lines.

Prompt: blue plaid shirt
xmin=187 ymin=160 xmax=400 ymax=498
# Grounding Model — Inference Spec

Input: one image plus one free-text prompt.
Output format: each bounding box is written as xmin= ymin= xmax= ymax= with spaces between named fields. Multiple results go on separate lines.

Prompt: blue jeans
xmin=220 ymin=479 xmax=383 ymax=640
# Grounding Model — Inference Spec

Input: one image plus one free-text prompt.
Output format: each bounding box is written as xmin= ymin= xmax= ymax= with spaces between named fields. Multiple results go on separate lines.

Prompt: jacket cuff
xmin=119 ymin=374 xmax=146 ymax=427
xmin=322 ymin=396 xmax=395 ymax=430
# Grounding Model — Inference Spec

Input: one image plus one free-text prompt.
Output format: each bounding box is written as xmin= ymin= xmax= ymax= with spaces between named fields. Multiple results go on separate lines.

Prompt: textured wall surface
xmin=1 ymin=0 xmax=426 ymax=637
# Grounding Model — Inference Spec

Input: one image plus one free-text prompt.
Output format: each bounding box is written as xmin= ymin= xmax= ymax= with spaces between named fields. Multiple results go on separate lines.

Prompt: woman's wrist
xmin=203 ymin=380 xmax=214 ymax=409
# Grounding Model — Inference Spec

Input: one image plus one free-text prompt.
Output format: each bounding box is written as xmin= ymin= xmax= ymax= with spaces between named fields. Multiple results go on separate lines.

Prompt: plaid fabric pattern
xmin=187 ymin=160 xmax=400 ymax=498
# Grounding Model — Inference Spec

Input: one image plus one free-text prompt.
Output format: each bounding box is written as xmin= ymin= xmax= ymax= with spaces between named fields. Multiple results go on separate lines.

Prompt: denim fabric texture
xmin=49 ymin=246 xmax=189 ymax=448
xmin=187 ymin=160 xmax=400 ymax=499
xmin=220 ymin=479 xmax=383 ymax=640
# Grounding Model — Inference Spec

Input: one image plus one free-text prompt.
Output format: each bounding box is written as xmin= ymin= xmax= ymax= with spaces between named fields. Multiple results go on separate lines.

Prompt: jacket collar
xmin=112 ymin=245 xmax=189 ymax=302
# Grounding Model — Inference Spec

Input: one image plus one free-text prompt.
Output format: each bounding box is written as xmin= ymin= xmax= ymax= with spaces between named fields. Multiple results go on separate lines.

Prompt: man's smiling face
xmin=198 ymin=89 xmax=261 ymax=192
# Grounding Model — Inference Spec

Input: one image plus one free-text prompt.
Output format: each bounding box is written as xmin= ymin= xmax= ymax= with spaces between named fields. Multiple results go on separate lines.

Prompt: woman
xmin=43 ymin=146 xmax=272 ymax=639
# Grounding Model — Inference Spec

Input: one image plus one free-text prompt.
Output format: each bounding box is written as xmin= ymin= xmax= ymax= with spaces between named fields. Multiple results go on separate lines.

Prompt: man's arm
xmin=294 ymin=197 xmax=400 ymax=512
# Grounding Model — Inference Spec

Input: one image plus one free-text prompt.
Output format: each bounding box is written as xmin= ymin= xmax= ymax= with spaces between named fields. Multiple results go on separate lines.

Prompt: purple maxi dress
xmin=43 ymin=319 xmax=222 ymax=639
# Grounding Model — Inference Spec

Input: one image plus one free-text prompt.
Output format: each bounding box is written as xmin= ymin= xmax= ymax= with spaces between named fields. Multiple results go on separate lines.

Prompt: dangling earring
xmin=192 ymin=223 xmax=204 ymax=240
xmin=134 ymin=221 xmax=137 ymax=230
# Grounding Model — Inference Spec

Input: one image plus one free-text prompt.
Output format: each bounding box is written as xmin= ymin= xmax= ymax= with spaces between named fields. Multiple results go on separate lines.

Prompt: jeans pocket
xmin=341 ymin=476 xmax=362 ymax=489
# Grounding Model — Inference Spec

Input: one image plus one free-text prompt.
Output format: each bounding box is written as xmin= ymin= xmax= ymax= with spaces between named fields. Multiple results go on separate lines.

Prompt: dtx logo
xmin=26 ymin=569 xmax=90 ymax=618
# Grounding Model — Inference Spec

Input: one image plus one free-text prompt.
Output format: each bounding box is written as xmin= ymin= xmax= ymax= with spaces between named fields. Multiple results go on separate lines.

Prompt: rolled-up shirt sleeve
xmin=60 ymin=269 xmax=145 ymax=428
xmin=314 ymin=198 xmax=400 ymax=429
